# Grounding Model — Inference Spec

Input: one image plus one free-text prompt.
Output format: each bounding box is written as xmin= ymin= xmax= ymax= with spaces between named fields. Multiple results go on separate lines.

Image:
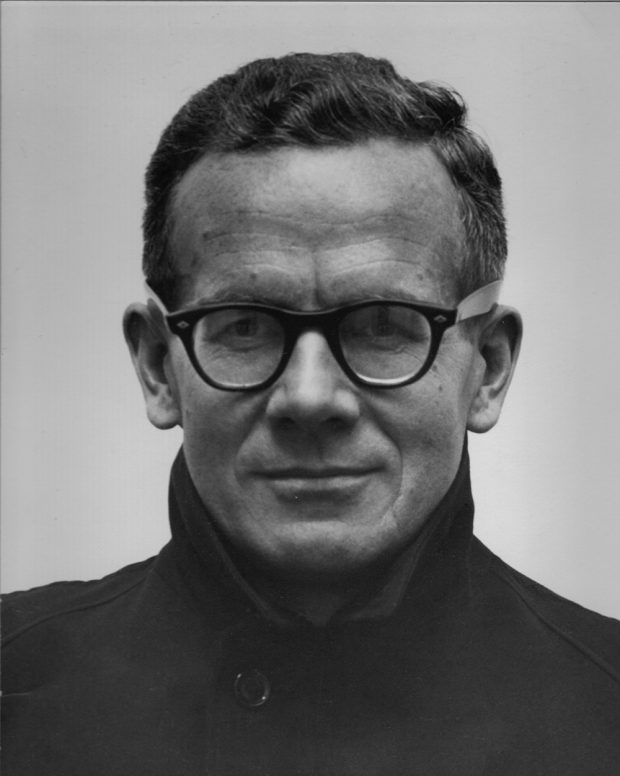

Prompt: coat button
xmin=234 ymin=670 xmax=271 ymax=708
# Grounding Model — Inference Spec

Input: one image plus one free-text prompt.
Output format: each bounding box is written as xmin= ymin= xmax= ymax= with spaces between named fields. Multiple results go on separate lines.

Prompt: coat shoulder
xmin=472 ymin=537 xmax=620 ymax=682
xmin=1 ymin=557 xmax=156 ymax=647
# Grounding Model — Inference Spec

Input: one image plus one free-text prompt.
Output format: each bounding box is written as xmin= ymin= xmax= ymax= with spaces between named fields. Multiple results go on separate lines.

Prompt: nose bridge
xmin=285 ymin=327 xmax=342 ymax=392
xmin=266 ymin=327 xmax=359 ymax=425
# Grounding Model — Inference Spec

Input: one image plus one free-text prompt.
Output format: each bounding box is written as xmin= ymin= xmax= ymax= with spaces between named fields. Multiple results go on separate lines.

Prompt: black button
xmin=234 ymin=670 xmax=271 ymax=708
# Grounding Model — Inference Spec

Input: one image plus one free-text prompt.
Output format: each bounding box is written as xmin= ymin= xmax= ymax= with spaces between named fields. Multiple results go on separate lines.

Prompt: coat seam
xmin=489 ymin=560 xmax=620 ymax=686
xmin=2 ymin=574 xmax=148 ymax=647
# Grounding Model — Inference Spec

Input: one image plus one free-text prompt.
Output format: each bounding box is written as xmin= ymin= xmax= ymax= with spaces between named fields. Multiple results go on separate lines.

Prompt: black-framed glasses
xmin=145 ymin=280 xmax=502 ymax=391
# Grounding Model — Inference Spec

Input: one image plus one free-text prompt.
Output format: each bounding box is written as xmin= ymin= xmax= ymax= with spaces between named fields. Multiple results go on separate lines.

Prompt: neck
xmin=253 ymin=575 xmax=363 ymax=627
xmin=234 ymin=552 xmax=393 ymax=627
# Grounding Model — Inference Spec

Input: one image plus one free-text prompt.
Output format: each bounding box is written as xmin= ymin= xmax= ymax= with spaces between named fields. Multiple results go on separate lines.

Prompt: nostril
xmin=265 ymin=382 xmax=361 ymax=429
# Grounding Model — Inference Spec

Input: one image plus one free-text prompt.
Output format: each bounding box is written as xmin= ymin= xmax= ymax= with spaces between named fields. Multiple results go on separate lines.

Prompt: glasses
xmin=145 ymin=280 xmax=502 ymax=391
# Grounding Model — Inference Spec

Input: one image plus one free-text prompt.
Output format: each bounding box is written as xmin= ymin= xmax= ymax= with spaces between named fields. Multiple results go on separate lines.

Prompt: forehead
xmin=168 ymin=140 xmax=465 ymax=308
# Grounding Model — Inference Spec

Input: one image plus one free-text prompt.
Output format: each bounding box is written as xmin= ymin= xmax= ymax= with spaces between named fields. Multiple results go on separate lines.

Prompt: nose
xmin=265 ymin=330 xmax=361 ymax=429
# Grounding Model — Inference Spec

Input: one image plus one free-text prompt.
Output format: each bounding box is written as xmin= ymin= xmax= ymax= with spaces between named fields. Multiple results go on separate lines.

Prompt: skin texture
xmin=125 ymin=140 xmax=521 ymax=618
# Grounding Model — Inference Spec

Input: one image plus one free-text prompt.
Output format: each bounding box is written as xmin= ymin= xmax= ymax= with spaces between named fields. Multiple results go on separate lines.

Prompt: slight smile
xmin=256 ymin=468 xmax=379 ymax=502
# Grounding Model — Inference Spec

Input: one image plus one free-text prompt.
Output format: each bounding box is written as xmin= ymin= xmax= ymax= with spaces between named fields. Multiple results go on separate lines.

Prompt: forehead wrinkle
xmin=176 ymin=237 xmax=461 ymax=308
xmin=176 ymin=261 xmax=315 ymax=307
xmin=171 ymin=140 xmax=464 ymax=236
xmin=322 ymin=254 xmax=460 ymax=304
xmin=193 ymin=213 xmax=460 ymax=255
xmin=195 ymin=242 xmax=309 ymax=257
xmin=188 ymin=210 xmax=449 ymax=243
xmin=194 ymin=209 xmax=438 ymax=225
xmin=172 ymin=181 xmax=464 ymax=272
xmin=195 ymin=235 xmax=441 ymax=258
xmin=200 ymin=197 xmax=460 ymax=246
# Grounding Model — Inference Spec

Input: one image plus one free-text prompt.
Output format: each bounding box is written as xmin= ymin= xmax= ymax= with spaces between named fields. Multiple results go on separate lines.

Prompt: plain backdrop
xmin=2 ymin=2 xmax=619 ymax=618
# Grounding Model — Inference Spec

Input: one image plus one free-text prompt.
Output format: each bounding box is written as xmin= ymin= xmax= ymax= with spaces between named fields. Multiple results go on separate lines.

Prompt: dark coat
xmin=3 ymin=452 xmax=620 ymax=775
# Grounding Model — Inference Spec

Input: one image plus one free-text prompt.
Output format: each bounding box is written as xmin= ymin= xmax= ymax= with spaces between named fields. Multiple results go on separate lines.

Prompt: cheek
xmin=180 ymin=383 xmax=263 ymax=485
xmin=171 ymin=351 xmax=232 ymax=434
xmin=182 ymin=396 xmax=235 ymax=447
xmin=433 ymin=339 xmax=480 ymax=413
xmin=384 ymin=364 xmax=474 ymax=465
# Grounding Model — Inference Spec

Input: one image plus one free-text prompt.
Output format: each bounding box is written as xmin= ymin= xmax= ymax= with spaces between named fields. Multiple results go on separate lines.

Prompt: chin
xmin=251 ymin=523 xmax=397 ymax=585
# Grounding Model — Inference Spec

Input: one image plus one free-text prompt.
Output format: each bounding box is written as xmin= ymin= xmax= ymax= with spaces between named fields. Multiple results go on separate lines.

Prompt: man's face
xmin=163 ymin=140 xmax=484 ymax=582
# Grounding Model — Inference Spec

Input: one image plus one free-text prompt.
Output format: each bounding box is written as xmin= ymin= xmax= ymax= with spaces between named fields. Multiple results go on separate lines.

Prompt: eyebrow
xmin=192 ymin=290 xmax=266 ymax=304
xmin=187 ymin=291 xmax=316 ymax=312
xmin=187 ymin=290 xmax=451 ymax=311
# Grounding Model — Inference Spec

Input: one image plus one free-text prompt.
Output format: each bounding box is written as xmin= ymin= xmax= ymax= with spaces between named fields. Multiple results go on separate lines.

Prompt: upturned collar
xmin=166 ymin=443 xmax=475 ymax=628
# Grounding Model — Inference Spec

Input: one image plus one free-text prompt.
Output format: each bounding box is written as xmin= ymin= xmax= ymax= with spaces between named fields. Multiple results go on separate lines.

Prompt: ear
xmin=467 ymin=306 xmax=522 ymax=434
xmin=123 ymin=302 xmax=182 ymax=430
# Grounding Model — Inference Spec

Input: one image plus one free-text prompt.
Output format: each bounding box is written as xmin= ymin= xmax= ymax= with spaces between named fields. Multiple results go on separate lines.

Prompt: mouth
xmin=261 ymin=467 xmax=374 ymax=479
xmin=254 ymin=467 xmax=379 ymax=502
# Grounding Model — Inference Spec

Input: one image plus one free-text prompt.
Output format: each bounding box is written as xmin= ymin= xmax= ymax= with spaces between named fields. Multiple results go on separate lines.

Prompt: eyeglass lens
xmin=193 ymin=309 xmax=285 ymax=386
xmin=191 ymin=303 xmax=433 ymax=387
xmin=339 ymin=304 xmax=431 ymax=380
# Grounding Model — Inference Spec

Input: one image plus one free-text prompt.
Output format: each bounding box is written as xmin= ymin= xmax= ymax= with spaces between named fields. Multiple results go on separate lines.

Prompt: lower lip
xmin=260 ymin=473 xmax=373 ymax=502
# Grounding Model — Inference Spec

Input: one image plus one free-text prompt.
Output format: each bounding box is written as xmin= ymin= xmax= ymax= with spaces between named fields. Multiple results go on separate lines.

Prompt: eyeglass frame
xmin=145 ymin=280 xmax=502 ymax=392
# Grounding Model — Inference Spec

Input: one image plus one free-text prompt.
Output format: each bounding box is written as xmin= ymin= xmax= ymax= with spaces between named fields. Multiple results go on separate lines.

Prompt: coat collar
xmin=164 ymin=443 xmax=475 ymax=628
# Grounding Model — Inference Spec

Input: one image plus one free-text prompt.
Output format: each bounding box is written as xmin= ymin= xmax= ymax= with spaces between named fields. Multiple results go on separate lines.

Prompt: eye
xmin=342 ymin=305 xmax=430 ymax=346
xmin=194 ymin=309 xmax=283 ymax=351
xmin=229 ymin=314 xmax=261 ymax=337
xmin=371 ymin=307 xmax=396 ymax=336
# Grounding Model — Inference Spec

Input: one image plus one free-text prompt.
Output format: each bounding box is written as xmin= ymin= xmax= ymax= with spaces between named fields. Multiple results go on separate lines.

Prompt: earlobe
xmin=123 ymin=303 xmax=182 ymax=430
xmin=467 ymin=306 xmax=522 ymax=434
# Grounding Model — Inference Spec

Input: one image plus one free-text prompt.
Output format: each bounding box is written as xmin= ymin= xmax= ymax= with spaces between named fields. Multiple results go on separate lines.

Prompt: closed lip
xmin=257 ymin=467 xmax=376 ymax=479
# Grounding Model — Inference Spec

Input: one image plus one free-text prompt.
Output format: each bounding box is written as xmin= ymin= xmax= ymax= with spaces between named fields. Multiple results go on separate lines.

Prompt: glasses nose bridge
xmin=281 ymin=308 xmax=344 ymax=370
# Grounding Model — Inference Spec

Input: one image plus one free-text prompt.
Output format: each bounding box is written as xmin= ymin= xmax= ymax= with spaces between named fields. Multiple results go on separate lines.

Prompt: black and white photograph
xmin=2 ymin=2 xmax=619 ymax=773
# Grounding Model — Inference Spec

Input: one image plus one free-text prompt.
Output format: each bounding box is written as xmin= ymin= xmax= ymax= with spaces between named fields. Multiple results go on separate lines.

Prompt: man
xmin=3 ymin=52 xmax=619 ymax=775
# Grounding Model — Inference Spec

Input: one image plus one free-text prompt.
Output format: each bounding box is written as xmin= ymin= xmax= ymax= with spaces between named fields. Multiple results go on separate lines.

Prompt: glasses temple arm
xmin=455 ymin=280 xmax=503 ymax=322
xmin=144 ymin=281 xmax=171 ymax=316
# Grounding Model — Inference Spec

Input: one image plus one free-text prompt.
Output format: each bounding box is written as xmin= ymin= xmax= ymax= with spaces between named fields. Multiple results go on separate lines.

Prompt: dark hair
xmin=143 ymin=52 xmax=506 ymax=306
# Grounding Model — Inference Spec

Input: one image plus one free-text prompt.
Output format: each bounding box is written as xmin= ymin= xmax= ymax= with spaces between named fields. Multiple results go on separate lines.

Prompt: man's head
xmin=125 ymin=53 xmax=521 ymax=587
